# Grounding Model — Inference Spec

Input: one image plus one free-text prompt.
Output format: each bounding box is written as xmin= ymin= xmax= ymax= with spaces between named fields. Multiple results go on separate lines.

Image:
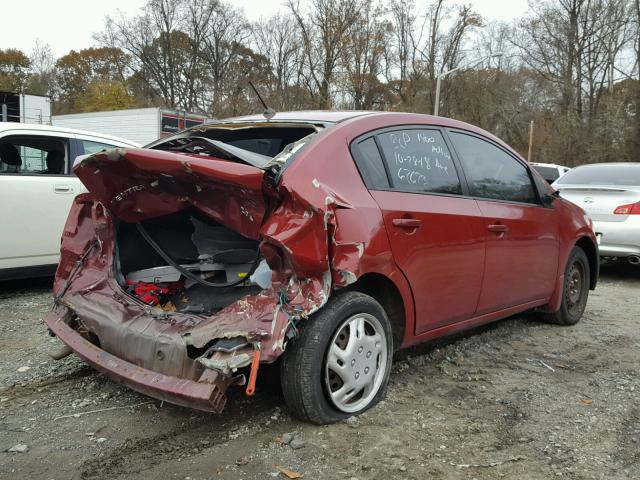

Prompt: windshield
xmin=555 ymin=164 xmax=640 ymax=186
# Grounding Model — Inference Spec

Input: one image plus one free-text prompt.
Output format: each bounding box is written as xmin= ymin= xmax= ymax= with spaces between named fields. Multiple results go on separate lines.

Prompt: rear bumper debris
xmin=44 ymin=306 xmax=230 ymax=412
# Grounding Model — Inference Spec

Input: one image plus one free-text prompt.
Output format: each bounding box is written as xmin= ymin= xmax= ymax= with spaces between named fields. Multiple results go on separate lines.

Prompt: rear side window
xmin=351 ymin=137 xmax=390 ymax=189
xmin=450 ymin=132 xmax=538 ymax=204
xmin=81 ymin=140 xmax=118 ymax=155
xmin=376 ymin=129 xmax=461 ymax=195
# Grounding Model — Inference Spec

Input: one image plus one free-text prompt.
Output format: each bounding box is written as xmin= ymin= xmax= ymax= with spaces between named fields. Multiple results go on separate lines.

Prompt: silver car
xmin=552 ymin=163 xmax=640 ymax=265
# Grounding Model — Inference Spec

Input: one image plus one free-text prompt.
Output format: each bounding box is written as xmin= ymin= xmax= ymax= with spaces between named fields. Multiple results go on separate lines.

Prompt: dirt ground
xmin=1 ymin=263 xmax=639 ymax=480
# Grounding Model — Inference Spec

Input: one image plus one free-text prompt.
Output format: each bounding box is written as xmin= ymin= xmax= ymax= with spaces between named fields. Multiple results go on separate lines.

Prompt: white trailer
xmin=0 ymin=91 xmax=52 ymax=124
xmin=53 ymin=108 xmax=210 ymax=146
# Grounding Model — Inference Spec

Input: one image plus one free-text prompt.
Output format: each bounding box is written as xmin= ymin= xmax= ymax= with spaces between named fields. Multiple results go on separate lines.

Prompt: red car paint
xmin=44 ymin=111 xmax=598 ymax=412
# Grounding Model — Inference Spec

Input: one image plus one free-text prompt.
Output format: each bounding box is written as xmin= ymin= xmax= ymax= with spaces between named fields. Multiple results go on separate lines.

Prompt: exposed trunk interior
xmin=115 ymin=208 xmax=265 ymax=315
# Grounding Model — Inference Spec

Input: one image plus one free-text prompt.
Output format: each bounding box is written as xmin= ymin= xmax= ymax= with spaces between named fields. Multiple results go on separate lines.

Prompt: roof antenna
xmin=248 ymin=81 xmax=276 ymax=120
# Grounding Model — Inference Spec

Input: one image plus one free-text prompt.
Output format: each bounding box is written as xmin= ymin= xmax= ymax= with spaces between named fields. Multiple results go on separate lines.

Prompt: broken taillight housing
xmin=614 ymin=202 xmax=640 ymax=215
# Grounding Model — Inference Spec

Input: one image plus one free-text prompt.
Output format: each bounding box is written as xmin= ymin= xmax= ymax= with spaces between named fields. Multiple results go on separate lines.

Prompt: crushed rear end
xmin=44 ymin=122 xmax=360 ymax=412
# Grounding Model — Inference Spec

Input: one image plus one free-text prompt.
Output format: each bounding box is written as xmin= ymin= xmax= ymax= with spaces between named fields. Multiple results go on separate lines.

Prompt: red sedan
xmin=44 ymin=111 xmax=598 ymax=424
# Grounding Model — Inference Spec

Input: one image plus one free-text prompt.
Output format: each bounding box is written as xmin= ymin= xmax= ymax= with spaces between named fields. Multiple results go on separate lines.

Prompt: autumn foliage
xmin=1 ymin=0 xmax=638 ymax=165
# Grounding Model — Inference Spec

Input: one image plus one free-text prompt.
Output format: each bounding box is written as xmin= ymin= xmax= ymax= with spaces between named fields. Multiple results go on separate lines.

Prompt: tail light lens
xmin=614 ymin=202 xmax=640 ymax=214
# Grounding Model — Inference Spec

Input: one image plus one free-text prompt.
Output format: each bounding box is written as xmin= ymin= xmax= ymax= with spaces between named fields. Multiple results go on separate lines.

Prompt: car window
xmin=351 ymin=137 xmax=390 ymax=189
xmin=376 ymin=129 xmax=462 ymax=195
xmin=81 ymin=140 xmax=118 ymax=155
xmin=555 ymin=164 xmax=640 ymax=186
xmin=0 ymin=136 xmax=69 ymax=175
xmin=450 ymin=132 xmax=538 ymax=204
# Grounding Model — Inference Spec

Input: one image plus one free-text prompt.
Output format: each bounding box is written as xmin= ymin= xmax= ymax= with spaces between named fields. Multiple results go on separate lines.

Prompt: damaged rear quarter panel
xmin=187 ymin=117 xmax=419 ymax=354
xmin=261 ymin=117 xmax=418 ymax=341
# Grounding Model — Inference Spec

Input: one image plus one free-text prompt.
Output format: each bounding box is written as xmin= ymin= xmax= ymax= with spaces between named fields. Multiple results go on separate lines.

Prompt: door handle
xmin=392 ymin=218 xmax=422 ymax=228
xmin=488 ymin=224 xmax=508 ymax=233
xmin=54 ymin=185 xmax=74 ymax=193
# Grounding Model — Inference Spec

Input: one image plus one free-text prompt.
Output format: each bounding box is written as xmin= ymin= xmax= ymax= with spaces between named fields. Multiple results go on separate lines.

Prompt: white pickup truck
xmin=0 ymin=123 xmax=139 ymax=280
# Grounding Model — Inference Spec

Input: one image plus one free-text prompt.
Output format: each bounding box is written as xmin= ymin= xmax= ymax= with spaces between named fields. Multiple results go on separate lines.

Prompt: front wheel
xmin=280 ymin=291 xmax=393 ymax=424
xmin=542 ymin=246 xmax=590 ymax=325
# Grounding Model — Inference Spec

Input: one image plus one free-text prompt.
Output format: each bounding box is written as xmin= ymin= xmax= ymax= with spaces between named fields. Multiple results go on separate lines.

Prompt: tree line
xmin=1 ymin=0 xmax=639 ymax=165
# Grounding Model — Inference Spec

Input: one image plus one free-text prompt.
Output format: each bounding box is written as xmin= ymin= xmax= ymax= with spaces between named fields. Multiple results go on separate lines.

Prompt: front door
xmin=355 ymin=128 xmax=486 ymax=334
xmin=447 ymin=130 xmax=559 ymax=313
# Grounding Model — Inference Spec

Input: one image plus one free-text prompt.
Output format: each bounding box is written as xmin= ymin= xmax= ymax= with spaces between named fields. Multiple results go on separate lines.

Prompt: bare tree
xmin=27 ymin=41 xmax=56 ymax=96
xmin=514 ymin=0 xmax=588 ymax=116
xmin=422 ymin=2 xmax=483 ymax=113
xmin=342 ymin=0 xmax=389 ymax=109
xmin=386 ymin=0 xmax=416 ymax=104
xmin=70 ymin=0 xmax=638 ymax=163
xmin=252 ymin=14 xmax=302 ymax=109
xmin=100 ymin=0 xmax=194 ymax=109
xmin=198 ymin=2 xmax=250 ymax=115
xmin=288 ymin=0 xmax=360 ymax=108
xmin=632 ymin=0 xmax=640 ymax=157
xmin=580 ymin=0 xmax=631 ymax=123
xmin=384 ymin=0 xmax=481 ymax=112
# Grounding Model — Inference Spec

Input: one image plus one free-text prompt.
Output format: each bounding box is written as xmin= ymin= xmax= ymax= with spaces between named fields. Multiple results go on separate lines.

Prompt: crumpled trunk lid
xmin=61 ymin=146 xmax=333 ymax=369
xmin=74 ymin=148 xmax=268 ymax=240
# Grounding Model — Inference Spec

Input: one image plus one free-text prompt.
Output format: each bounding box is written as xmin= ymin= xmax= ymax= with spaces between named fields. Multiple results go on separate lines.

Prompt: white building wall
xmin=53 ymin=108 xmax=160 ymax=145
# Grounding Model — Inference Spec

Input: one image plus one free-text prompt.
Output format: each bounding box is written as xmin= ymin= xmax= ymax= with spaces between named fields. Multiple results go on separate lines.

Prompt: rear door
xmin=447 ymin=130 xmax=559 ymax=313
xmin=0 ymin=132 xmax=80 ymax=271
xmin=352 ymin=128 xmax=486 ymax=334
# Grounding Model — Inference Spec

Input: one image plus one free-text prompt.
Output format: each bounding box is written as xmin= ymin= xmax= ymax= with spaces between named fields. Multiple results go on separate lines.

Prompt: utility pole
xmin=434 ymin=76 xmax=442 ymax=116
xmin=527 ymin=120 xmax=534 ymax=162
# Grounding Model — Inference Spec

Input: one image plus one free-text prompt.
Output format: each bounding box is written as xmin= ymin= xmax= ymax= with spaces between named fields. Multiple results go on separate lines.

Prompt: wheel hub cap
xmin=324 ymin=313 xmax=387 ymax=413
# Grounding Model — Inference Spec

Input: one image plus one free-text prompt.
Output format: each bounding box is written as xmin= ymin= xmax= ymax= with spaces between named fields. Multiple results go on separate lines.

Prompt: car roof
xmin=222 ymin=111 xmax=511 ymax=146
xmin=226 ymin=110 xmax=375 ymax=123
xmin=171 ymin=110 xmax=525 ymax=160
xmin=0 ymin=122 xmax=140 ymax=147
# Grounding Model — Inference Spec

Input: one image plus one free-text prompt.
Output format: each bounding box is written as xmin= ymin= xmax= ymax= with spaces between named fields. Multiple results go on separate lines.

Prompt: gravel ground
xmin=0 ymin=263 xmax=639 ymax=480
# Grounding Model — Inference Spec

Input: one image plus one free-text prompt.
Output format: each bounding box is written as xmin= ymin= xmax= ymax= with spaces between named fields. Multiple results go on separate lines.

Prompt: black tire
xmin=280 ymin=291 xmax=393 ymax=424
xmin=542 ymin=246 xmax=590 ymax=325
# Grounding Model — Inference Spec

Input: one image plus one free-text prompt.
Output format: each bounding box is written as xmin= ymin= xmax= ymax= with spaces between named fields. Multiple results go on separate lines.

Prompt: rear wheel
xmin=543 ymin=246 xmax=590 ymax=325
xmin=280 ymin=291 xmax=393 ymax=424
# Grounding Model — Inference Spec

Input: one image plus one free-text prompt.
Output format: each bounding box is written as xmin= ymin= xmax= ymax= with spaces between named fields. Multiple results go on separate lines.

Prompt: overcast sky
xmin=1 ymin=0 xmax=530 ymax=58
